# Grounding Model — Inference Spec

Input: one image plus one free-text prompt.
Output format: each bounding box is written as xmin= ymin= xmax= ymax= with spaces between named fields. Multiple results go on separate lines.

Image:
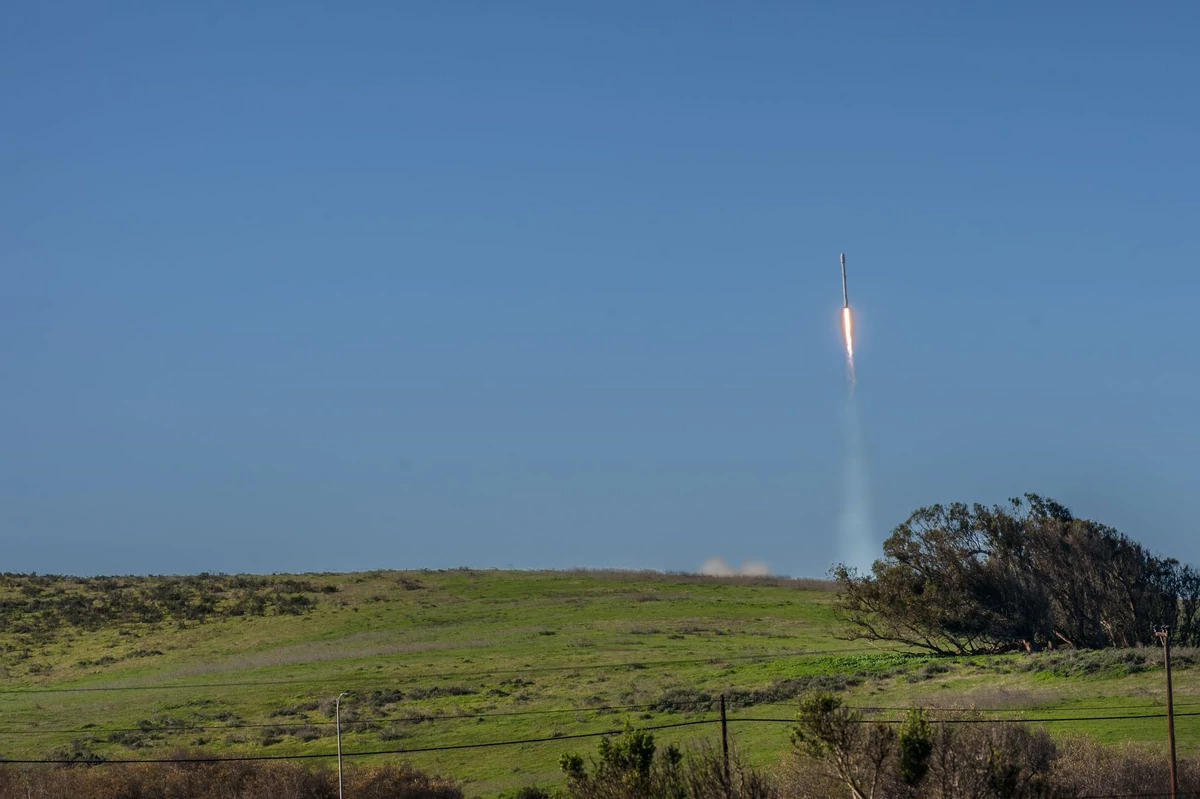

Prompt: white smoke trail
xmin=838 ymin=393 xmax=874 ymax=573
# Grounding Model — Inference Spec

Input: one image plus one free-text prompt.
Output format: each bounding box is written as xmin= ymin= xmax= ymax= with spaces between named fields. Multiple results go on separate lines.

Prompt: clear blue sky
xmin=4 ymin=3 xmax=1198 ymax=576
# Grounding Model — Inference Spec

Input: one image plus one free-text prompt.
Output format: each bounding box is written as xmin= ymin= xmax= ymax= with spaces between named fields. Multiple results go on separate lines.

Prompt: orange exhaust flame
xmin=842 ymin=306 xmax=854 ymax=361
xmin=842 ymin=306 xmax=855 ymax=389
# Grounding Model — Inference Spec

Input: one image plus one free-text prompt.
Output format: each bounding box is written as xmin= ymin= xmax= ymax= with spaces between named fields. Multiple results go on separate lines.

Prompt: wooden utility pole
xmin=720 ymin=694 xmax=731 ymax=799
xmin=1155 ymin=626 xmax=1178 ymax=799
xmin=336 ymin=691 xmax=350 ymax=799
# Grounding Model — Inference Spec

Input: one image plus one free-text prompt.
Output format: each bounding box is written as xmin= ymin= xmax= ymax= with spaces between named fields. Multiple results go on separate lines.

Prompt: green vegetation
xmin=0 ymin=569 xmax=1195 ymax=796
xmin=835 ymin=494 xmax=1200 ymax=654
xmin=786 ymin=693 xmax=1200 ymax=798
xmin=0 ymin=758 xmax=464 ymax=799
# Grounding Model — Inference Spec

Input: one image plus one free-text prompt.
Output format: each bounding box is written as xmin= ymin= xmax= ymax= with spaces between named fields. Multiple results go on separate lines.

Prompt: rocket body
xmin=840 ymin=252 xmax=849 ymax=308
xmin=840 ymin=252 xmax=854 ymax=363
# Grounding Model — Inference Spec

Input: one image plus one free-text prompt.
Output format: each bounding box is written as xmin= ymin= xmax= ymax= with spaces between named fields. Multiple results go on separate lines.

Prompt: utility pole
xmin=720 ymin=694 xmax=730 ymax=799
xmin=336 ymin=691 xmax=351 ymax=799
xmin=1155 ymin=626 xmax=1178 ymax=799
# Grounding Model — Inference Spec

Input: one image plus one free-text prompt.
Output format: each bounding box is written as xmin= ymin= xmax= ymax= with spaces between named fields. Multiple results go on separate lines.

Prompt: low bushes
xmin=0 ymin=756 xmax=461 ymax=799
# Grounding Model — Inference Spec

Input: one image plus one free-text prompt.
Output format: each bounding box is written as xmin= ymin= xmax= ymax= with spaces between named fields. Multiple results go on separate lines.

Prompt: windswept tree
xmin=834 ymin=494 xmax=1194 ymax=653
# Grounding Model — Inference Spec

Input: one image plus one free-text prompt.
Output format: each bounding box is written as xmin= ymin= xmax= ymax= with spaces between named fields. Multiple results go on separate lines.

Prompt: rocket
xmin=840 ymin=252 xmax=855 ymax=368
xmin=840 ymin=252 xmax=849 ymax=308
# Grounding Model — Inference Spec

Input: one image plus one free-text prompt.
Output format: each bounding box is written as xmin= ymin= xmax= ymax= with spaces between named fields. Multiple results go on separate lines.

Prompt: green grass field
xmin=0 ymin=569 xmax=1194 ymax=796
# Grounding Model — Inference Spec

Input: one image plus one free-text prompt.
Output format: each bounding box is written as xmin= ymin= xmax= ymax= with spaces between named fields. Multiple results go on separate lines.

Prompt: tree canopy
xmin=833 ymin=494 xmax=1200 ymax=654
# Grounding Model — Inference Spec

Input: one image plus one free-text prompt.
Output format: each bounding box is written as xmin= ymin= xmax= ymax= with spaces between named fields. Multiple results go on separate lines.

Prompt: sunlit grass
xmin=0 ymin=569 xmax=1193 ymax=796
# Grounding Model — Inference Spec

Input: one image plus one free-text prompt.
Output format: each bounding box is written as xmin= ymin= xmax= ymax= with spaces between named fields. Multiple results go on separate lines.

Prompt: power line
xmin=3 ymin=713 xmax=1198 ymax=799
xmin=853 ymin=701 xmax=1200 ymax=712
xmin=0 ymin=701 xmax=689 ymax=734
xmin=3 ymin=699 xmax=1199 ymax=736
xmin=0 ymin=647 xmax=877 ymax=695
xmin=1 ymin=713 xmax=1197 ymax=792
xmin=0 ymin=719 xmax=717 ymax=764
xmin=1076 ymin=795 xmax=1199 ymax=799
xmin=1075 ymin=794 xmax=1200 ymax=799
xmin=727 ymin=710 xmax=1200 ymax=725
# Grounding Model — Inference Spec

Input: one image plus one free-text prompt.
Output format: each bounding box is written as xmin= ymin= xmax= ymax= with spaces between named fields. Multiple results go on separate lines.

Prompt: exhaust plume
xmin=836 ymin=253 xmax=870 ymax=570
xmin=838 ymin=382 xmax=873 ymax=572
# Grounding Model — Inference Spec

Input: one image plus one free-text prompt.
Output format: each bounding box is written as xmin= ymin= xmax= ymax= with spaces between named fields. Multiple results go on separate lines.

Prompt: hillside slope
xmin=0 ymin=570 xmax=1194 ymax=796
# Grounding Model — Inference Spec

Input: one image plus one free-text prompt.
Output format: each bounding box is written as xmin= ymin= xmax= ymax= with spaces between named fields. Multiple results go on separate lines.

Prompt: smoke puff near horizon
xmin=699 ymin=557 xmax=771 ymax=577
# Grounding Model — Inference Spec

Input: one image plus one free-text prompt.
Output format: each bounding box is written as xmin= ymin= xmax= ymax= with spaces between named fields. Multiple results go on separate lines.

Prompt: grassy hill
xmin=0 ymin=569 xmax=1195 ymax=796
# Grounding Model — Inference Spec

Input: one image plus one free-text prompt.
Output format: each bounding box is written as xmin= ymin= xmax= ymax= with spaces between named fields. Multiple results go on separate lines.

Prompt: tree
xmin=1175 ymin=565 xmax=1200 ymax=646
xmin=834 ymin=494 xmax=1192 ymax=654
xmin=897 ymin=707 xmax=933 ymax=789
xmin=559 ymin=722 xmax=683 ymax=798
xmin=792 ymin=693 xmax=896 ymax=799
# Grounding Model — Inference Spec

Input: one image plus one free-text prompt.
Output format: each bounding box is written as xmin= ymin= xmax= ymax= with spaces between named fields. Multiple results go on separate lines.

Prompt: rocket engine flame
xmin=835 ymin=253 xmax=871 ymax=569
xmin=842 ymin=306 xmax=854 ymax=362
xmin=839 ymin=253 xmax=854 ymax=387
xmin=842 ymin=306 xmax=855 ymax=390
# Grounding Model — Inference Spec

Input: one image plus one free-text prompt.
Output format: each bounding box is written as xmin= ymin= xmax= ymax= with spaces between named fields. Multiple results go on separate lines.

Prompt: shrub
xmin=560 ymin=723 xmax=775 ymax=798
xmin=0 ymin=754 xmax=463 ymax=799
xmin=782 ymin=692 xmax=1200 ymax=798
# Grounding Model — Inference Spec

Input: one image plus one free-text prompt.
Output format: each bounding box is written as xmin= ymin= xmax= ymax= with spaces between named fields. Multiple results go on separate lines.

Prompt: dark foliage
xmin=0 ymin=573 xmax=330 ymax=653
xmin=0 ymin=755 xmax=461 ymax=799
xmin=786 ymin=692 xmax=1200 ymax=798
xmin=559 ymin=723 xmax=775 ymax=798
xmin=833 ymin=494 xmax=1200 ymax=654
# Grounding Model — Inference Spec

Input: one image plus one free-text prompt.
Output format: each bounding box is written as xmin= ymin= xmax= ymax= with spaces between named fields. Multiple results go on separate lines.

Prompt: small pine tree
xmin=897 ymin=707 xmax=933 ymax=787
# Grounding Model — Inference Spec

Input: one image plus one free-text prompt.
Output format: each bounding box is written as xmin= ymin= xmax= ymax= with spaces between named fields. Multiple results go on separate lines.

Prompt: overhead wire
xmin=727 ymin=710 xmax=1200 ymax=724
xmin=1 ymin=705 xmax=1196 ymax=799
xmin=0 ymin=646 xmax=877 ymax=695
xmin=2 ymin=698 xmax=1199 ymax=735
xmin=0 ymin=718 xmax=718 ymax=764
xmin=0 ymin=714 xmax=1196 ymax=784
